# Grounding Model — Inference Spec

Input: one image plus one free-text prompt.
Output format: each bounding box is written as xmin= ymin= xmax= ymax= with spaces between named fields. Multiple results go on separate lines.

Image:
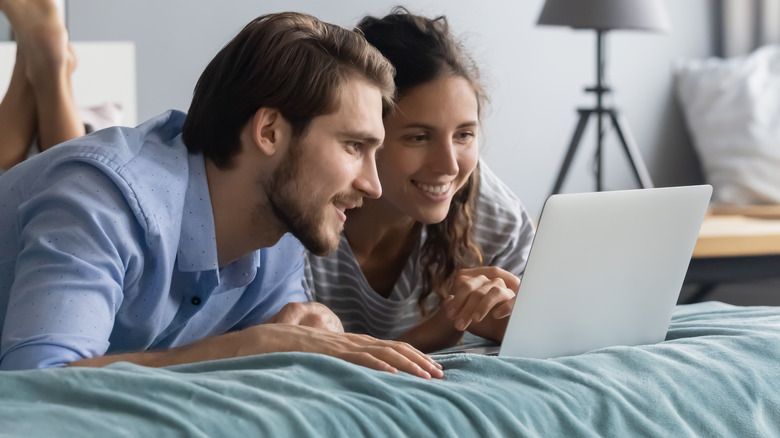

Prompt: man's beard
xmin=265 ymin=139 xmax=360 ymax=256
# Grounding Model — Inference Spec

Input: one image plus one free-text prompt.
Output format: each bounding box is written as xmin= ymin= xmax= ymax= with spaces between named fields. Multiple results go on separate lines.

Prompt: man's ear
xmin=251 ymin=108 xmax=288 ymax=156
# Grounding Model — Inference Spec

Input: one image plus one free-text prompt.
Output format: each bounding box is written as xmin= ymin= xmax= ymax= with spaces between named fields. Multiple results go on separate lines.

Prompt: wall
xmin=15 ymin=0 xmax=715 ymax=218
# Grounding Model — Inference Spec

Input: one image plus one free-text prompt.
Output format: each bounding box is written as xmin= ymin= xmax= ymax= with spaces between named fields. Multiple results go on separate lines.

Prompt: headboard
xmin=0 ymin=41 xmax=137 ymax=127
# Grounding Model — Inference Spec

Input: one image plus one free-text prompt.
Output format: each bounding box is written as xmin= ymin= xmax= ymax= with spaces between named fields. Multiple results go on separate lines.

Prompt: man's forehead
xmin=317 ymin=80 xmax=384 ymax=133
xmin=336 ymin=79 xmax=384 ymax=113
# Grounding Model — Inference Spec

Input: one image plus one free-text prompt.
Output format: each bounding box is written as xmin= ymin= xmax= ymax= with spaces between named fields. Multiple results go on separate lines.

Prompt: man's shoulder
xmin=9 ymin=110 xmax=189 ymax=178
xmin=79 ymin=110 xmax=189 ymax=173
xmin=1 ymin=111 xmax=197 ymax=239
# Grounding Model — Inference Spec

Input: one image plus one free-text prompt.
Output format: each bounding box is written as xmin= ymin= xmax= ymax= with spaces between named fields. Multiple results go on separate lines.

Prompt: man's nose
xmin=354 ymin=156 xmax=382 ymax=199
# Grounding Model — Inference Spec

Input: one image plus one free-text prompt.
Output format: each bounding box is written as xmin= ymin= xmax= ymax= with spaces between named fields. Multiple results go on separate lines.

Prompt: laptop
xmin=433 ymin=185 xmax=712 ymax=359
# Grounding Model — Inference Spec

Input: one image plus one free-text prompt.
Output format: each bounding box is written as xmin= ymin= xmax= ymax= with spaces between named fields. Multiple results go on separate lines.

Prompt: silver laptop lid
xmin=498 ymin=185 xmax=712 ymax=359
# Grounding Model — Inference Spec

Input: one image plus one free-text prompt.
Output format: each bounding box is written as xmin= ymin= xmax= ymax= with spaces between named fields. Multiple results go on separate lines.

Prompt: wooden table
xmin=683 ymin=205 xmax=780 ymax=303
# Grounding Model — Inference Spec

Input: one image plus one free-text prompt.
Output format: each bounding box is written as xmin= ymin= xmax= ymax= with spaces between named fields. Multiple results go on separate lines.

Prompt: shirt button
xmin=191 ymin=296 xmax=202 ymax=306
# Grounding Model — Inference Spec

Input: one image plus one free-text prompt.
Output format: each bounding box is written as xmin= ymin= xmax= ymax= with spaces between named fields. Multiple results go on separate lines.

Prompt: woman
xmin=0 ymin=0 xmax=84 ymax=171
xmin=304 ymin=8 xmax=535 ymax=353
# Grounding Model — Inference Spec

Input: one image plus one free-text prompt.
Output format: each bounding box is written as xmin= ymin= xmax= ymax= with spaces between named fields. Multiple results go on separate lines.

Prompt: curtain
xmin=720 ymin=0 xmax=780 ymax=57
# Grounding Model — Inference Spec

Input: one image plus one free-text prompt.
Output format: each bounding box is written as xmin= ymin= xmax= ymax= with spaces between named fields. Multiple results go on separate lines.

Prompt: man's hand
xmin=443 ymin=266 xmax=520 ymax=338
xmin=239 ymin=324 xmax=444 ymax=379
xmin=72 ymin=314 xmax=443 ymax=380
xmin=266 ymin=302 xmax=344 ymax=333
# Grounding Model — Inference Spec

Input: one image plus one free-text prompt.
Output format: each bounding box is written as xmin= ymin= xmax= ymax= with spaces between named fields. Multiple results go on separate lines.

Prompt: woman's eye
xmin=406 ymin=134 xmax=428 ymax=143
xmin=456 ymin=131 xmax=475 ymax=142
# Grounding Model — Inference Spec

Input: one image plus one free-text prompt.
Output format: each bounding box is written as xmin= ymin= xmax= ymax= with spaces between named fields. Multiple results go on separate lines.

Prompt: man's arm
xmin=71 ymin=321 xmax=444 ymax=379
xmin=265 ymin=301 xmax=345 ymax=333
xmin=1 ymin=161 xmax=145 ymax=370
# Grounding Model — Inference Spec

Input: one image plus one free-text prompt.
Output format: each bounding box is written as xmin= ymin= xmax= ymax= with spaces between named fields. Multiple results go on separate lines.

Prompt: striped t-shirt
xmin=303 ymin=162 xmax=535 ymax=340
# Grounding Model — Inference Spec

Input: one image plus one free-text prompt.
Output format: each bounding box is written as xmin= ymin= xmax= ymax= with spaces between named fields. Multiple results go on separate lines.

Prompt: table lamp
xmin=538 ymin=0 xmax=671 ymax=194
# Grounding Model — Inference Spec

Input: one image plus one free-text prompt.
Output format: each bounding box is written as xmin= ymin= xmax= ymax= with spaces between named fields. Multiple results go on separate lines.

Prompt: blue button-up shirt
xmin=0 ymin=110 xmax=307 ymax=370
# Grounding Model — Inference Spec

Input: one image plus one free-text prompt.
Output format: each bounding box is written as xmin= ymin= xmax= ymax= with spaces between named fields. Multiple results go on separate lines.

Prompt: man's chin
xmin=303 ymin=239 xmax=338 ymax=256
xmin=295 ymin=230 xmax=340 ymax=256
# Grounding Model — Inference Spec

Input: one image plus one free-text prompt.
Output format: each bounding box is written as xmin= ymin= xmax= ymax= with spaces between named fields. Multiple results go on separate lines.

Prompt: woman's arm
xmin=395 ymin=266 xmax=520 ymax=351
xmin=442 ymin=266 xmax=520 ymax=342
xmin=395 ymin=307 xmax=464 ymax=353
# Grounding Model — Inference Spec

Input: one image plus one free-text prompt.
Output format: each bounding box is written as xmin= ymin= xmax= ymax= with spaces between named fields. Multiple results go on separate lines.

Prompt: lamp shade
xmin=537 ymin=0 xmax=671 ymax=32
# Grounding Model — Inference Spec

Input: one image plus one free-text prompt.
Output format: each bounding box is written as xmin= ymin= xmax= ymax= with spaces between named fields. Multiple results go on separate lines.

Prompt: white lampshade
xmin=537 ymin=0 xmax=671 ymax=32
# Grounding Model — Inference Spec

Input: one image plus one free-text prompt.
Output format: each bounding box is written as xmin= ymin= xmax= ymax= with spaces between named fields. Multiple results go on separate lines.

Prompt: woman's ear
xmin=252 ymin=108 xmax=288 ymax=156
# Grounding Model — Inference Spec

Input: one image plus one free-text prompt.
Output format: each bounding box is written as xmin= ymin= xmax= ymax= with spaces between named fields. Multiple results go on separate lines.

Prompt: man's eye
xmin=345 ymin=142 xmax=361 ymax=153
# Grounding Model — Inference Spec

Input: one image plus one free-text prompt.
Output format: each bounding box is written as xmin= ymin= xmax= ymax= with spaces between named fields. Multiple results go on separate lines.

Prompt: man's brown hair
xmin=183 ymin=12 xmax=395 ymax=168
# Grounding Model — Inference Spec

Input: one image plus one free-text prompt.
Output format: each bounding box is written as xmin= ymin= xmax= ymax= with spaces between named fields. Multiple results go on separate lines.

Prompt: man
xmin=0 ymin=12 xmax=443 ymax=380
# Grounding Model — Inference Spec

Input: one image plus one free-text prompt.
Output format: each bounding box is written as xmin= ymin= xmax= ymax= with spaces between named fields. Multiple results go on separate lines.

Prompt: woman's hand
xmin=443 ymin=266 xmax=520 ymax=340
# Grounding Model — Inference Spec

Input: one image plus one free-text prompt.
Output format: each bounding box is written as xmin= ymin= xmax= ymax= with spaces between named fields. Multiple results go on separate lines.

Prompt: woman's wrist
xmin=396 ymin=306 xmax=464 ymax=352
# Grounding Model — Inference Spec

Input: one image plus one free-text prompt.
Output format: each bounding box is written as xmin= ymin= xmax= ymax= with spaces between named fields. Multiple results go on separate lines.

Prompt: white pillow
xmin=79 ymin=102 xmax=124 ymax=133
xmin=675 ymin=44 xmax=780 ymax=205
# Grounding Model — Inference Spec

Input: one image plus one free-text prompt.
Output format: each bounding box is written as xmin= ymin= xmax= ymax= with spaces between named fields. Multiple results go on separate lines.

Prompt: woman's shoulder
xmin=476 ymin=160 xmax=529 ymax=223
xmin=305 ymin=234 xmax=354 ymax=270
xmin=473 ymin=160 xmax=535 ymax=270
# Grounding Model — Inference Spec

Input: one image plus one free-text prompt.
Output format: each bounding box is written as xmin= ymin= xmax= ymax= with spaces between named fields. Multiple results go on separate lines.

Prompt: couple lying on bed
xmin=0 ymin=6 xmax=535 ymax=377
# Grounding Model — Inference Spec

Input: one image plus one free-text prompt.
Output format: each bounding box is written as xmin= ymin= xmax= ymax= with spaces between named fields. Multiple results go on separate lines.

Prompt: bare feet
xmin=0 ymin=0 xmax=84 ymax=153
xmin=0 ymin=47 xmax=37 ymax=170
xmin=0 ymin=0 xmax=71 ymax=86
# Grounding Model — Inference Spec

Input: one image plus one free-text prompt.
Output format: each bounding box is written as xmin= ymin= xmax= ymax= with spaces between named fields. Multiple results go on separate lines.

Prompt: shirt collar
xmin=218 ymin=252 xmax=259 ymax=290
xmin=176 ymin=149 xmax=260 ymax=289
xmin=177 ymin=149 xmax=220 ymax=273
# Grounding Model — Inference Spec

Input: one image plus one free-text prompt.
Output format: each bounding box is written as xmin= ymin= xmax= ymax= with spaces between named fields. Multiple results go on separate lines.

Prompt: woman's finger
xmin=469 ymin=287 xmax=514 ymax=322
xmin=491 ymin=297 xmax=516 ymax=319
xmin=452 ymin=293 xmax=485 ymax=331
xmin=459 ymin=266 xmax=520 ymax=292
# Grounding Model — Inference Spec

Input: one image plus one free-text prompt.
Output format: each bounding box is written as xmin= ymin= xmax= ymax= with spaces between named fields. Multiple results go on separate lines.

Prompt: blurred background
xmin=0 ymin=0 xmax=715 ymax=218
xmin=4 ymin=0 xmax=779 ymax=305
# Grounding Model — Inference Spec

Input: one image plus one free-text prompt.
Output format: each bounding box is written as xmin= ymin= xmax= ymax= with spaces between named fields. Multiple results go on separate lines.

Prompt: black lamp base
xmin=550 ymin=30 xmax=654 ymax=196
xmin=550 ymin=106 xmax=653 ymax=195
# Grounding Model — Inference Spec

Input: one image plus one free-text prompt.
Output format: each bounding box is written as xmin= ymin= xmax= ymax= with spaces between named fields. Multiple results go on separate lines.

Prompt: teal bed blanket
xmin=1 ymin=302 xmax=779 ymax=437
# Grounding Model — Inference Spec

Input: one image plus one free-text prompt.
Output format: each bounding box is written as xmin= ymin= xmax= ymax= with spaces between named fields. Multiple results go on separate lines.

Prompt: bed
xmin=1 ymin=301 xmax=778 ymax=436
xmin=2 ymin=7 xmax=779 ymax=437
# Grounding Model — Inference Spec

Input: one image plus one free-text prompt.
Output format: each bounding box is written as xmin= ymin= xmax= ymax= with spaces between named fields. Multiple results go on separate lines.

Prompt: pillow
xmin=79 ymin=102 xmax=124 ymax=134
xmin=675 ymin=44 xmax=780 ymax=205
